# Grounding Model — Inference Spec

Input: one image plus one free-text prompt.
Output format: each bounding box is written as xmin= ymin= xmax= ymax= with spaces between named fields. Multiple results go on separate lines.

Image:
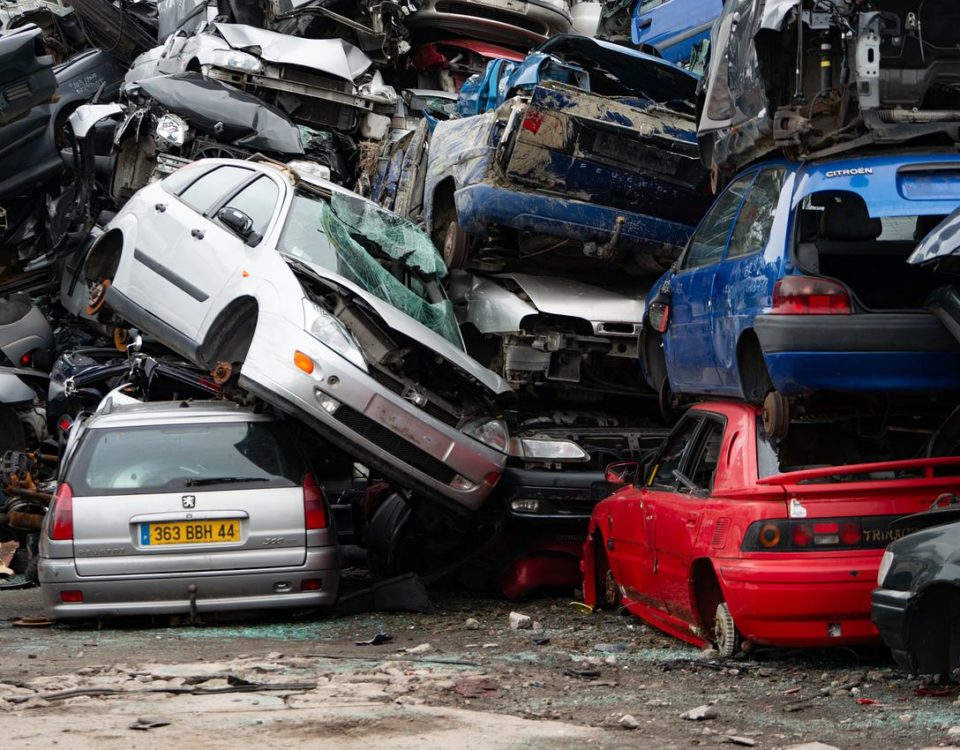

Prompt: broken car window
xmin=727 ymin=167 xmax=786 ymax=259
xmin=689 ymin=419 xmax=724 ymax=491
xmin=278 ymin=190 xmax=462 ymax=347
xmin=648 ymin=417 xmax=701 ymax=489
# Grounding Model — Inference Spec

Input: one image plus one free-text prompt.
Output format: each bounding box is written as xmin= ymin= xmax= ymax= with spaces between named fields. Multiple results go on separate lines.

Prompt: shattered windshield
xmin=279 ymin=190 xmax=462 ymax=347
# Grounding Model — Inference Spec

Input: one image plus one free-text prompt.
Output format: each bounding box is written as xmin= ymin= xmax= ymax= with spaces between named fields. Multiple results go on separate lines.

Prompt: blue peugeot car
xmin=641 ymin=152 xmax=960 ymax=436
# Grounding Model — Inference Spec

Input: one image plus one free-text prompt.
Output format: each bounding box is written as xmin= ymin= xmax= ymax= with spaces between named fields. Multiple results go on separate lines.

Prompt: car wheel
xmin=658 ymin=377 xmax=676 ymax=425
xmin=86 ymin=277 xmax=112 ymax=315
xmin=442 ymin=220 xmax=470 ymax=270
xmin=762 ymin=390 xmax=790 ymax=440
xmin=714 ymin=602 xmax=741 ymax=657
xmin=25 ymin=555 xmax=39 ymax=586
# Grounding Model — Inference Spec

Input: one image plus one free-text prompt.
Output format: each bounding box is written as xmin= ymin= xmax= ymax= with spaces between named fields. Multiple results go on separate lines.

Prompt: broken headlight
xmin=155 ymin=113 xmax=189 ymax=148
xmin=462 ymin=418 xmax=510 ymax=453
xmin=877 ymin=550 xmax=895 ymax=587
xmin=209 ymin=49 xmax=264 ymax=74
xmin=303 ymin=299 xmax=367 ymax=373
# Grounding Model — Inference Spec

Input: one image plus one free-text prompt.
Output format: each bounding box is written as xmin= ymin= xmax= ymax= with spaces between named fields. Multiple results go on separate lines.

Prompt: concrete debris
xmin=509 ymin=612 xmax=532 ymax=630
xmin=782 ymin=744 xmax=840 ymax=750
xmin=723 ymin=737 xmax=756 ymax=747
xmin=618 ymin=714 xmax=640 ymax=729
xmin=404 ymin=643 xmax=433 ymax=654
xmin=680 ymin=705 xmax=717 ymax=721
xmin=464 ymin=618 xmax=480 ymax=630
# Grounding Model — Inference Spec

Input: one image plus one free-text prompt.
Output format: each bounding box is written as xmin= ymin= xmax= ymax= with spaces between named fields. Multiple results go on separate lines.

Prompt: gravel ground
xmin=0 ymin=584 xmax=956 ymax=749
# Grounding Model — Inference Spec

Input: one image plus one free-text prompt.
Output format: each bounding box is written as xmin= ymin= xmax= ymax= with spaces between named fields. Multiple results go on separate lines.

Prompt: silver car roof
xmin=84 ymin=400 xmax=275 ymax=430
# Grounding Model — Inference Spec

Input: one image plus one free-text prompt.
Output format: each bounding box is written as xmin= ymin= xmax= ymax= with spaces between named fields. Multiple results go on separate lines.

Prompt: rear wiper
xmin=184 ymin=477 xmax=269 ymax=487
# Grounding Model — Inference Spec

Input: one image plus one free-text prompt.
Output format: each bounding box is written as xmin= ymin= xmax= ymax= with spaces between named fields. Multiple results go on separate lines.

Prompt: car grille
xmin=368 ymin=367 xmax=461 ymax=428
xmin=3 ymin=82 xmax=30 ymax=102
xmin=333 ymin=403 xmax=458 ymax=484
xmin=279 ymin=66 xmax=354 ymax=94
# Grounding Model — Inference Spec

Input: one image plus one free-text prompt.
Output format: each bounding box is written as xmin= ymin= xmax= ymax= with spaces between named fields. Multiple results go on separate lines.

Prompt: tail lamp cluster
xmin=771 ymin=276 xmax=851 ymax=315
xmin=742 ymin=517 xmax=880 ymax=552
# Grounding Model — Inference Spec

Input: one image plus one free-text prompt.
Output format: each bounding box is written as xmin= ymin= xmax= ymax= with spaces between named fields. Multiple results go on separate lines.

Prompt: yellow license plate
xmin=141 ymin=519 xmax=240 ymax=546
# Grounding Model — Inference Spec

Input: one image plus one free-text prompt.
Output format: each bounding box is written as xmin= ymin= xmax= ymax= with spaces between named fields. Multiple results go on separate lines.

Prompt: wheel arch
xmin=736 ymin=329 xmax=772 ymax=404
xmin=905 ymin=581 xmax=960 ymax=675
xmin=82 ymin=228 xmax=125 ymax=282
xmin=197 ymin=295 xmax=260 ymax=369
xmin=690 ymin=557 xmax=726 ymax=636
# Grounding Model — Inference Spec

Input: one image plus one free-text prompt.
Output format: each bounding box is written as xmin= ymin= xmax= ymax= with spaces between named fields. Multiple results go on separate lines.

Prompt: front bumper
xmin=499 ymin=466 xmax=606 ymax=523
xmin=871 ymin=587 xmax=917 ymax=671
xmin=716 ymin=554 xmax=884 ymax=647
xmin=754 ymin=313 xmax=960 ymax=395
xmin=454 ymin=182 xmax=691 ymax=258
xmin=239 ymin=312 xmax=507 ymax=515
xmin=39 ymin=548 xmax=339 ymax=620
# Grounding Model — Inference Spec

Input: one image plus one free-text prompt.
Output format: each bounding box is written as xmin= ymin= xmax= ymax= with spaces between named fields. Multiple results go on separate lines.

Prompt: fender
xmin=0 ymin=370 xmax=40 ymax=405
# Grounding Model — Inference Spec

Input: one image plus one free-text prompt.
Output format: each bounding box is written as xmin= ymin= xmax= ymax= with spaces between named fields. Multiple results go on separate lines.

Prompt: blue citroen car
xmin=641 ymin=152 xmax=960 ymax=435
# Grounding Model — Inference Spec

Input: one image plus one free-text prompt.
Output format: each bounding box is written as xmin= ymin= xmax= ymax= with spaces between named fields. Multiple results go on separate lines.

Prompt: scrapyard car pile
xmin=3 ymin=0 xmax=960 ymax=678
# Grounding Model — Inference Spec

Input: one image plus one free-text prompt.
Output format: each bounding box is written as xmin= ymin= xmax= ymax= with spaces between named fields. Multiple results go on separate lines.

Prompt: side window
xmin=162 ymin=164 xmax=209 ymax=194
xmin=178 ymin=166 xmax=253 ymax=214
xmin=220 ymin=177 xmax=279 ymax=237
xmin=648 ymin=417 xmax=701 ymax=489
xmin=726 ymin=167 xmax=786 ymax=259
xmin=688 ymin=419 xmax=724 ymax=491
xmin=682 ymin=173 xmax=753 ymax=269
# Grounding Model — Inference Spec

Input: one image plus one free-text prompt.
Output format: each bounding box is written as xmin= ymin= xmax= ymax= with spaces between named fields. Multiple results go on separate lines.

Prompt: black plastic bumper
xmin=871 ymin=587 xmax=917 ymax=672
xmin=497 ymin=466 xmax=611 ymax=523
xmin=755 ymin=313 xmax=959 ymax=354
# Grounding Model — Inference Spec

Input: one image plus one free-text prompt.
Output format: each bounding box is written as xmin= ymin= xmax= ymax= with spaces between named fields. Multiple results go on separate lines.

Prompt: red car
xmin=582 ymin=402 xmax=960 ymax=654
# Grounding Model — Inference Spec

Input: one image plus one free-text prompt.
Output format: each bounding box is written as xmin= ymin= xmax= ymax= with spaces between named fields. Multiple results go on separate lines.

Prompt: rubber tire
xmin=365 ymin=493 xmax=413 ymax=577
xmin=442 ymin=220 xmax=469 ymax=270
xmin=658 ymin=377 xmax=676 ymax=425
xmin=714 ymin=602 xmax=741 ymax=657
xmin=762 ymin=390 xmax=790 ymax=440
xmin=25 ymin=555 xmax=39 ymax=586
xmin=594 ymin=542 xmax=620 ymax=609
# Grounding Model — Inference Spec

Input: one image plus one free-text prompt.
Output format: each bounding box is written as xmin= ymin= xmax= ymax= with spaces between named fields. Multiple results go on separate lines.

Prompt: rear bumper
xmin=39 ymin=548 xmax=340 ymax=619
xmin=716 ymin=555 xmax=883 ymax=647
xmin=871 ymin=587 xmax=917 ymax=671
xmin=754 ymin=313 xmax=960 ymax=395
xmin=454 ymin=182 xmax=692 ymax=256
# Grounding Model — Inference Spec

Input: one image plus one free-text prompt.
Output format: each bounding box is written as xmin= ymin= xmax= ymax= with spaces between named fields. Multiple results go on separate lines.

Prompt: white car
xmin=68 ymin=158 xmax=587 ymax=520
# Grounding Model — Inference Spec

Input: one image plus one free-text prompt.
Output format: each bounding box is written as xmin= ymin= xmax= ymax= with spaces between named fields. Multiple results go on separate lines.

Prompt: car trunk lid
xmin=73 ymin=486 xmax=306 ymax=576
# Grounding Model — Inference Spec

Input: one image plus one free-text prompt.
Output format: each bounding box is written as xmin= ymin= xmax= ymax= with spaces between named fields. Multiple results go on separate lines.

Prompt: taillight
xmin=771 ymin=276 xmax=851 ymax=314
xmin=743 ymin=517 xmax=876 ymax=551
xmin=648 ymin=301 xmax=670 ymax=333
xmin=522 ymin=110 xmax=544 ymax=133
xmin=303 ymin=472 xmax=327 ymax=530
xmin=20 ymin=352 xmax=31 ymax=366
xmin=50 ymin=483 xmax=74 ymax=541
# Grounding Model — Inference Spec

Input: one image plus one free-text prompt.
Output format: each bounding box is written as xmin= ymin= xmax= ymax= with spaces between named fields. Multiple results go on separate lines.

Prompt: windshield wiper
xmin=184 ymin=477 xmax=269 ymax=487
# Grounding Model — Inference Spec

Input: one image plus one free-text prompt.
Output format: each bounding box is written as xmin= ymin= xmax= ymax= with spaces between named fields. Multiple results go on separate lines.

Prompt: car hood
xmin=134 ymin=71 xmax=305 ymax=153
xmin=908 ymin=207 xmax=960 ymax=265
xmin=286 ymin=258 xmax=513 ymax=398
xmin=214 ymin=23 xmax=372 ymax=81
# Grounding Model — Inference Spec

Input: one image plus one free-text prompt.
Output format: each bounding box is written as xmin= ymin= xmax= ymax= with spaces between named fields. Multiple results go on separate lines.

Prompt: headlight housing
xmin=208 ymin=49 xmax=264 ymax=74
xmin=516 ymin=437 xmax=590 ymax=462
xmin=463 ymin=418 xmax=509 ymax=453
xmin=877 ymin=549 xmax=895 ymax=586
xmin=155 ymin=113 xmax=188 ymax=147
xmin=303 ymin=299 xmax=367 ymax=373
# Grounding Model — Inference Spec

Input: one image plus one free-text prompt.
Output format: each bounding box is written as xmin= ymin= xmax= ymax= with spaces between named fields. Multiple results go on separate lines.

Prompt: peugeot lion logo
xmin=182 ymin=495 xmax=196 ymax=509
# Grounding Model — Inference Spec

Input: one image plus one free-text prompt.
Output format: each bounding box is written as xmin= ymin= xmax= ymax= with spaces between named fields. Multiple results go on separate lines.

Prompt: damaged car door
xmin=0 ymin=25 xmax=56 ymax=126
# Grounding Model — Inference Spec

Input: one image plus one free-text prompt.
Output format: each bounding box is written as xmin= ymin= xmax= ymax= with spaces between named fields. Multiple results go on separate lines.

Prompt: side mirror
xmin=217 ymin=207 xmax=255 ymax=239
xmin=605 ymin=461 xmax=642 ymax=486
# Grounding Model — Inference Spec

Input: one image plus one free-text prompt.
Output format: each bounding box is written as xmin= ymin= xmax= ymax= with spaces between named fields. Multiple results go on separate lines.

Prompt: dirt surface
xmin=0 ymin=584 xmax=956 ymax=749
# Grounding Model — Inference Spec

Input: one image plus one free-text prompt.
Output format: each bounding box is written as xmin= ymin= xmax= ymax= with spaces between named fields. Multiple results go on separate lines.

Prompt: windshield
xmin=279 ymin=190 xmax=462 ymax=347
xmin=70 ymin=421 xmax=304 ymax=495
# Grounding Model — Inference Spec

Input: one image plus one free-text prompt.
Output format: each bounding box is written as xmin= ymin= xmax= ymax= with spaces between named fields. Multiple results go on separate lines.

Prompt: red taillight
xmin=300 ymin=579 xmax=322 ymax=591
xmin=840 ymin=522 xmax=861 ymax=546
xmin=771 ymin=276 xmax=851 ymax=315
xmin=60 ymin=590 xmax=83 ymax=603
xmin=522 ymin=110 xmax=544 ymax=133
xmin=648 ymin=301 xmax=670 ymax=333
xmin=50 ymin=483 xmax=74 ymax=541
xmin=303 ymin=473 xmax=327 ymax=530
xmin=791 ymin=523 xmax=813 ymax=547
xmin=20 ymin=352 xmax=30 ymax=366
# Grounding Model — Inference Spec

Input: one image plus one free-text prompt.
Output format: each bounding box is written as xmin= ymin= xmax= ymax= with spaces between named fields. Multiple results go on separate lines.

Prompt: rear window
xmin=756 ymin=420 xmax=933 ymax=482
xmin=68 ymin=421 xmax=304 ymax=495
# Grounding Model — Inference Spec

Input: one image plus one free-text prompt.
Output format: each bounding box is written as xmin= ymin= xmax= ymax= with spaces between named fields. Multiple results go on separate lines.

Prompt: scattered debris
xmin=680 ymin=705 xmax=717 ymax=721
xmin=404 ymin=643 xmax=433 ymax=655
xmin=509 ymin=612 xmax=532 ymax=630
xmin=356 ymin=633 xmax=393 ymax=646
xmin=618 ymin=714 xmax=639 ymax=730
xmin=464 ymin=618 xmax=480 ymax=630
xmin=129 ymin=716 xmax=171 ymax=731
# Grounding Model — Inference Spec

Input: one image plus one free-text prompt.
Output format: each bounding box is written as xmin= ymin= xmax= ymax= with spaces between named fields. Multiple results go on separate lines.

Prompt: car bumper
xmin=239 ymin=312 xmax=506 ymax=515
xmin=499 ymin=466 xmax=605 ymax=523
xmin=754 ymin=313 xmax=960 ymax=395
xmin=407 ymin=0 xmax=571 ymax=43
xmin=454 ymin=182 xmax=692 ymax=257
xmin=871 ymin=587 xmax=917 ymax=671
xmin=39 ymin=548 xmax=339 ymax=620
xmin=716 ymin=555 xmax=884 ymax=647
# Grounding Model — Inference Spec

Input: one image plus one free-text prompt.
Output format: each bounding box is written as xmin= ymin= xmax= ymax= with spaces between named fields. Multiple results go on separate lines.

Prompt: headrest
xmin=819 ymin=194 xmax=882 ymax=241
xmin=797 ymin=209 xmax=820 ymax=242
xmin=914 ymin=214 xmax=947 ymax=240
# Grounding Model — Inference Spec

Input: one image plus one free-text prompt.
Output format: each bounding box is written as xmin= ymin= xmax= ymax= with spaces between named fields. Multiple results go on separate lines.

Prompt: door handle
xmin=637 ymin=18 xmax=652 ymax=29
xmin=191 ymin=229 xmax=204 ymax=240
xmin=154 ymin=203 xmax=166 ymax=213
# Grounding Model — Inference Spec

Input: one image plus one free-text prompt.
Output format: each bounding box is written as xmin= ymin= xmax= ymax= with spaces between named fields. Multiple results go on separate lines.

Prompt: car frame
xmin=406 ymin=0 xmax=573 ymax=47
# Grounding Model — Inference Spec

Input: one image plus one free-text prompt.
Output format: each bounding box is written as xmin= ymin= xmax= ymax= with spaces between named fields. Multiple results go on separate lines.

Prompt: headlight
xmin=302 ymin=300 xmax=367 ymax=373
xmin=463 ymin=418 xmax=509 ymax=453
xmin=877 ymin=549 xmax=895 ymax=586
xmin=517 ymin=437 xmax=590 ymax=462
xmin=155 ymin=113 xmax=188 ymax=147
xmin=208 ymin=49 xmax=263 ymax=74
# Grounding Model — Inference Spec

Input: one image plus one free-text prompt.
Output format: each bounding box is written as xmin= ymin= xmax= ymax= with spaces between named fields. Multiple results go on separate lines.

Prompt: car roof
xmin=84 ymin=399 xmax=275 ymax=430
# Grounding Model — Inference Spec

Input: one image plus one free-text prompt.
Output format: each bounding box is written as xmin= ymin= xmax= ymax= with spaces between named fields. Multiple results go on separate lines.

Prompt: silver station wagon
xmin=39 ymin=399 xmax=339 ymax=619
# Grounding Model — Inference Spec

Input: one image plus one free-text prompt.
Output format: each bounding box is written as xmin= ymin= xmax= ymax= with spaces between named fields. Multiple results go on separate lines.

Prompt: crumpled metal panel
xmin=136 ymin=72 xmax=305 ymax=154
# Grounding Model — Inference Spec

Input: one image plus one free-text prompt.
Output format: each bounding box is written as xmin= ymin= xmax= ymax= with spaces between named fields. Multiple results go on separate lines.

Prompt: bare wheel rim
xmin=714 ymin=602 xmax=740 ymax=657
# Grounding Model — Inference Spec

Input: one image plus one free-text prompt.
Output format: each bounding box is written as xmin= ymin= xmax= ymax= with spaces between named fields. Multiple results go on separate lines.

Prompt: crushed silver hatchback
xmin=39 ymin=399 xmax=339 ymax=620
